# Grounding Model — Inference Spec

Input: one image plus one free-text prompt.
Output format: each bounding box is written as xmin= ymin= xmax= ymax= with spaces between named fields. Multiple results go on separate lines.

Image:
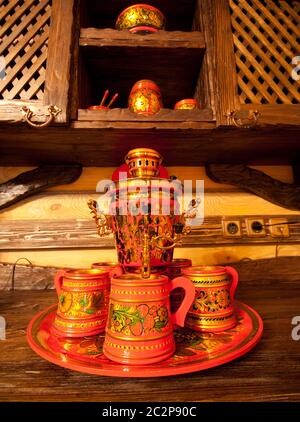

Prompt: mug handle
xmin=170 ymin=276 xmax=195 ymax=327
xmin=54 ymin=269 xmax=65 ymax=297
xmin=225 ymin=266 xmax=239 ymax=301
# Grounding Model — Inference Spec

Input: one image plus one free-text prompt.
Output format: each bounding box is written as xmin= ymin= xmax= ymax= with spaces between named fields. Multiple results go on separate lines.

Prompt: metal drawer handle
xmin=21 ymin=105 xmax=61 ymax=128
xmin=225 ymin=109 xmax=260 ymax=128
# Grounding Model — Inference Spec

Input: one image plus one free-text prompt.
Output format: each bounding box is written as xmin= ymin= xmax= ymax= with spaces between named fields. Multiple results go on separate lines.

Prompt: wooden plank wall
xmin=0 ymin=165 xmax=299 ymax=274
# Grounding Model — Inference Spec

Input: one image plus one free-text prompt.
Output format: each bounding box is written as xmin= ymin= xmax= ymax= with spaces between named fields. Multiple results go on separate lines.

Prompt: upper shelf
xmin=80 ymin=28 xmax=205 ymax=49
xmin=79 ymin=28 xmax=206 ymax=109
xmin=81 ymin=0 xmax=198 ymax=31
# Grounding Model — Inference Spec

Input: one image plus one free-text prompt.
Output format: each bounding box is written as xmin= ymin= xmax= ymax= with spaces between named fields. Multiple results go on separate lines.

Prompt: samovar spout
xmin=142 ymin=230 xmax=151 ymax=279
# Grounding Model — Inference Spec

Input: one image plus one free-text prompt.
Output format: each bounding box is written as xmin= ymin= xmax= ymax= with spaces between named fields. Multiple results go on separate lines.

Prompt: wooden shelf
xmin=77 ymin=107 xmax=213 ymax=124
xmin=80 ymin=28 xmax=205 ymax=49
xmin=78 ymin=29 xmax=205 ymax=109
xmin=0 ymin=124 xmax=299 ymax=167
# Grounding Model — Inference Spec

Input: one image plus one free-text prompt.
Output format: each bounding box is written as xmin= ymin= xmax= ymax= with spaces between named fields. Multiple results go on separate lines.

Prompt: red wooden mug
xmin=103 ymin=273 xmax=195 ymax=365
xmin=182 ymin=266 xmax=239 ymax=332
xmin=52 ymin=267 xmax=122 ymax=338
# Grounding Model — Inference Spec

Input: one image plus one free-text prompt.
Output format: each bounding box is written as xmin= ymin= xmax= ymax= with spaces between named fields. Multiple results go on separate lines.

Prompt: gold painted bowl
xmin=116 ymin=4 xmax=166 ymax=33
xmin=128 ymin=79 xmax=163 ymax=115
xmin=174 ymin=99 xmax=201 ymax=110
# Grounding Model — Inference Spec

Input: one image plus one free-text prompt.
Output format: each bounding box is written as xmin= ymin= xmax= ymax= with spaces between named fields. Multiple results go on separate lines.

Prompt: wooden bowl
xmin=88 ymin=105 xmax=109 ymax=110
xmin=128 ymin=79 xmax=163 ymax=115
xmin=174 ymin=99 xmax=201 ymax=110
xmin=116 ymin=4 xmax=166 ymax=33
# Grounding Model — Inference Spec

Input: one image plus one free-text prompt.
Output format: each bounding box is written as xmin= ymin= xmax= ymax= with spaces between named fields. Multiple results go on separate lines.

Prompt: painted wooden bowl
xmin=174 ymin=99 xmax=201 ymax=110
xmin=128 ymin=79 xmax=163 ymax=115
xmin=88 ymin=105 xmax=109 ymax=110
xmin=116 ymin=4 xmax=166 ymax=34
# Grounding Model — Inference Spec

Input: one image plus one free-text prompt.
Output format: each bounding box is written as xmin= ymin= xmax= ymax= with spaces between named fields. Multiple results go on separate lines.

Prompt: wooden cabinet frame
xmin=0 ymin=0 xmax=76 ymax=125
xmin=201 ymin=0 xmax=300 ymax=127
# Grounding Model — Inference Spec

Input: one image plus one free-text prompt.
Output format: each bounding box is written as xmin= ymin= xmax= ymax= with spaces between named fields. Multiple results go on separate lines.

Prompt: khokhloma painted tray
xmin=27 ymin=301 xmax=263 ymax=378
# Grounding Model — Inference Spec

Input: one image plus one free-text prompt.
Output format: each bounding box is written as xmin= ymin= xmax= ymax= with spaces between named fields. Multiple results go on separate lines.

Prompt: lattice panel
xmin=0 ymin=0 xmax=52 ymax=101
xmin=230 ymin=0 xmax=300 ymax=104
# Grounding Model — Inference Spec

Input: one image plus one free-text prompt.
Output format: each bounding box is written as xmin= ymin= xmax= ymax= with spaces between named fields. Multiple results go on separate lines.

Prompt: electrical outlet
xmin=245 ymin=218 xmax=266 ymax=237
xmin=222 ymin=220 xmax=242 ymax=238
xmin=268 ymin=218 xmax=290 ymax=238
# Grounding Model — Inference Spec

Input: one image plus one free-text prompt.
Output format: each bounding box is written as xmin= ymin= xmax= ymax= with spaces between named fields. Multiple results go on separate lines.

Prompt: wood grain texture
xmin=206 ymin=164 xmax=300 ymax=210
xmin=1 ymin=191 xmax=299 ymax=223
xmin=0 ymin=125 xmax=300 ymax=166
xmin=80 ymin=28 xmax=205 ymax=49
xmin=44 ymin=0 xmax=76 ymax=123
xmin=0 ymin=261 xmax=56 ymax=291
xmin=0 ymin=0 xmax=51 ymax=104
xmin=230 ymin=0 xmax=300 ymax=107
xmin=1 ymin=256 xmax=299 ymax=290
xmin=241 ymin=104 xmax=300 ymax=126
xmin=2 ymin=244 xmax=300 ymax=276
xmin=77 ymin=108 xmax=213 ymax=122
xmin=0 ymin=215 xmax=300 ymax=251
xmin=1 ymin=256 xmax=300 ymax=401
xmin=0 ymin=166 xmax=294 ymax=192
xmin=201 ymin=0 xmax=239 ymax=126
xmin=193 ymin=0 xmax=216 ymax=116
xmin=0 ymin=165 xmax=82 ymax=210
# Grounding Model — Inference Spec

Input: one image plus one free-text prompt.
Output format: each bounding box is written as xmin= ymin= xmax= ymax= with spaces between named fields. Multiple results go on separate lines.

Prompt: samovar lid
xmin=125 ymin=148 xmax=163 ymax=178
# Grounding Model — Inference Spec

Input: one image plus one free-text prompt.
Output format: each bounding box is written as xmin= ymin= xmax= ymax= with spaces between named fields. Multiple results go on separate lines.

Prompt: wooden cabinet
xmin=0 ymin=0 xmax=299 ymax=166
xmin=205 ymin=0 xmax=300 ymax=127
xmin=0 ymin=0 xmax=76 ymax=124
xmin=75 ymin=0 xmax=212 ymax=129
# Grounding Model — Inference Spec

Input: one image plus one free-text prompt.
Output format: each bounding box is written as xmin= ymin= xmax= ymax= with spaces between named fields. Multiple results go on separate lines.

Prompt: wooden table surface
xmin=1 ymin=275 xmax=300 ymax=402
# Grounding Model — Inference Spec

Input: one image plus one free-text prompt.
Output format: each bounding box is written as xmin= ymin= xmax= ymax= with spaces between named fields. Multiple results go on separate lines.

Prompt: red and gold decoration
xmin=125 ymin=148 xmax=162 ymax=177
xmin=115 ymin=4 xmax=166 ymax=34
xmin=88 ymin=148 xmax=193 ymax=278
xmin=27 ymin=146 xmax=263 ymax=374
xmin=182 ymin=266 xmax=239 ymax=332
xmin=52 ymin=268 xmax=122 ymax=338
xmin=88 ymin=89 xmax=119 ymax=111
xmin=128 ymin=80 xmax=162 ymax=115
xmin=103 ymin=273 xmax=195 ymax=365
xmin=27 ymin=301 xmax=263 ymax=377
xmin=168 ymin=259 xmax=193 ymax=312
xmin=174 ymin=99 xmax=200 ymax=110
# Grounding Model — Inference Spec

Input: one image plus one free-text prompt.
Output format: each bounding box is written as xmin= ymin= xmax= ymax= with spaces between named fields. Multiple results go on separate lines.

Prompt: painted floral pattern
xmin=109 ymin=303 xmax=169 ymax=336
xmin=58 ymin=291 xmax=104 ymax=316
xmin=117 ymin=7 xmax=165 ymax=30
xmin=193 ymin=288 xmax=231 ymax=313
xmin=129 ymin=90 xmax=162 ymax=114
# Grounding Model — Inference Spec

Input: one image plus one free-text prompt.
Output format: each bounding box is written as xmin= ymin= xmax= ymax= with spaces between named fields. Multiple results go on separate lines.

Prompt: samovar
xmin=88 ymin=148 xmax=193 ymax=278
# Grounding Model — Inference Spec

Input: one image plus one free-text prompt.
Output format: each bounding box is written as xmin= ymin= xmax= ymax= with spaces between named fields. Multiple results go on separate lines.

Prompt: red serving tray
xmin=27 ymin=301 xmax=263 ymax=378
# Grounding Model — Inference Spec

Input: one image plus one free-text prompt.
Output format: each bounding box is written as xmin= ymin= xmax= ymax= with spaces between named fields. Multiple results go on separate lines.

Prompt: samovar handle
xmin=87 ymin=199 xmax=112 ymax=237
